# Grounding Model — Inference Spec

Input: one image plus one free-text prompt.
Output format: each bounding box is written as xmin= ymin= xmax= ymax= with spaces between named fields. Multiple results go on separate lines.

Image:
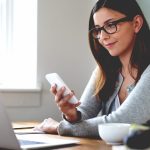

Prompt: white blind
xmin=0 ymin=0 xmax=37 ymax=88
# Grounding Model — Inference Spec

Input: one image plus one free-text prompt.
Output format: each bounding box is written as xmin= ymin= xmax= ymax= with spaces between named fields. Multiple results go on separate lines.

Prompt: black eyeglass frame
xmin=89 ymin=16 xmax=133 ymax=39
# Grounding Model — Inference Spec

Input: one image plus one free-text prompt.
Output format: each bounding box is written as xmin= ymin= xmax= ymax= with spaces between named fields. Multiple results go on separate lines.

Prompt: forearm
xmin=57 ymin=118 xmax=100 ymax=137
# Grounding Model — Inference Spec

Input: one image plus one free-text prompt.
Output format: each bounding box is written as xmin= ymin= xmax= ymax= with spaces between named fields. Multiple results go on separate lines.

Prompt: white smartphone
xmin=45 ymin=73 xmax=78 ymax=104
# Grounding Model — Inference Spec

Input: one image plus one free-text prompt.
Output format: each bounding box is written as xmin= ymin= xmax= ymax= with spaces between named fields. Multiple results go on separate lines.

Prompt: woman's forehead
xmin=93 ymin=7 xmax=125 ymax=25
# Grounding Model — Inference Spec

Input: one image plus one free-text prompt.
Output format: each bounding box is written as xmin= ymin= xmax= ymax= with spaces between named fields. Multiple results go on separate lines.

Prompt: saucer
xmin=106 ymin=142 xmax=123 ymax=145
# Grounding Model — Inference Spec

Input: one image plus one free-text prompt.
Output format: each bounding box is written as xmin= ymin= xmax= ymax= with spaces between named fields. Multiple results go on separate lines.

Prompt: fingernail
xmin=51 ymin=83 xmax=56 ymax=87
xmin=70 ymin=92 xmax=74 ymax=96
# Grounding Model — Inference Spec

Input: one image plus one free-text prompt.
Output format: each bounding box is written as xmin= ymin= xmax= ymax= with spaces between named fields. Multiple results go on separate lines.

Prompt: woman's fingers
xmin=33 ymin=118 xmax=59 ymax=134
xmin=50 ymin=85 xmax=80 ymax=117
xmin=55 ymin=87 xmax=66 ymax=103
xmin=33 ymin=119 xmax=47 ymax=131
xmin=57 ymin=92 xmax=74 ymax=106
xmin=74 ymin=101 xmax=81 ymax=107
xmin=50 ymin=84 xmax=77 ymax=105
xmin=50 ymin=84 xmax=57 ymax=94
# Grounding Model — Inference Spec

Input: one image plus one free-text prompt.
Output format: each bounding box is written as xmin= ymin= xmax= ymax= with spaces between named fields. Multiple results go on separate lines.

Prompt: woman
xmin=34 ymin=0 xmax=150 ymax=137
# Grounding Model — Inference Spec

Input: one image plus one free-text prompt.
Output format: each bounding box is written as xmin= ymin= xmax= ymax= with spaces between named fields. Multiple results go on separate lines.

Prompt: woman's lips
xmin=105 ymin=41 xmax=117 ymax=48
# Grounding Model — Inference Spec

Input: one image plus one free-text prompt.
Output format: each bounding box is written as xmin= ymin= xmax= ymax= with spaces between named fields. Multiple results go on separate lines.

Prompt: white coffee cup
xmin=98 ymin=123 xmax=131 ymax=145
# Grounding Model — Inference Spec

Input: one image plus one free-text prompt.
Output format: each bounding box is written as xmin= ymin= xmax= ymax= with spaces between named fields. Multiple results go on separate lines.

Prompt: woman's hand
xmin=33 ymin=118 xmax=59 ymax=134
xmin=50 ymin=84 xmax=81 ymax=122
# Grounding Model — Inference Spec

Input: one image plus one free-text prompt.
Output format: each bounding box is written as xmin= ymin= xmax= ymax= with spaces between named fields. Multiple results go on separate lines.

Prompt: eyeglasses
xmin=89 ymin=17 xmax=132 ymax=39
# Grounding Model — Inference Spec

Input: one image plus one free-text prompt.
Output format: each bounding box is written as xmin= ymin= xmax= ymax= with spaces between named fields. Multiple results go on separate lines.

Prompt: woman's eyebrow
xmin=103 ymin=18 xmax=115 ymax=24
xmin=94 ymin=18 xmax=116 ymax=27
xmin=95 ymin=18 xmax=115 ymax=27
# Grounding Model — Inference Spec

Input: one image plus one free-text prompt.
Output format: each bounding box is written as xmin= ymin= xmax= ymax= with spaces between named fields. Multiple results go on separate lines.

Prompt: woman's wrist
xmin=63 ymin=109 xmax=81 ymax=123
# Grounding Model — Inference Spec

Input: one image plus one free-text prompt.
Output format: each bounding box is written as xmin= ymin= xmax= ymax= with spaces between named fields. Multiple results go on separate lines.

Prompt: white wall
xmin=1 ymin=0 xmax=96 ymax=122
xmin=37 ymin=0 xmax=96 ymax=121
xmin=137 ymin=0 xmax=150 ymax=25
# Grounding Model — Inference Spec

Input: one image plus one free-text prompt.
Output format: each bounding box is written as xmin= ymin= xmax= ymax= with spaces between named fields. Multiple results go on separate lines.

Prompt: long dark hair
xmin=88 ymin=0 xmax=150 ymax=101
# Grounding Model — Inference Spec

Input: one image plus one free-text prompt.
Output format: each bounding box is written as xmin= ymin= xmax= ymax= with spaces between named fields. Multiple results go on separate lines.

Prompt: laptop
xmin=0 ymin=101 xmax=79 ymax=150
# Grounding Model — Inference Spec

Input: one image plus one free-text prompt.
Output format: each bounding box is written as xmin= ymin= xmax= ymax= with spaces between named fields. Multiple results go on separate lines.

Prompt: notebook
xmin=0 ymin=101 xmax=79 ymax=150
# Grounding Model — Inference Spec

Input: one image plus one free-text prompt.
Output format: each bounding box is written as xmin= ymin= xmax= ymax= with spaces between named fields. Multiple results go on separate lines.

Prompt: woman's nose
xmin=99 ymin=30 xmax=110 ymax=41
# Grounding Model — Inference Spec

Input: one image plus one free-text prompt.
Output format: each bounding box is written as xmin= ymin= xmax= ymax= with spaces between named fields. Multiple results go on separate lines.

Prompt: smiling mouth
xmin=105 ymin=42 xmax=117 ymax=48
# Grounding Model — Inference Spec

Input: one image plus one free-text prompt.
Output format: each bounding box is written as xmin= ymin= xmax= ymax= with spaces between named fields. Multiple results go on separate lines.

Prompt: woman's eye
xmin=107 ymin=23 xmax=115 ymax=28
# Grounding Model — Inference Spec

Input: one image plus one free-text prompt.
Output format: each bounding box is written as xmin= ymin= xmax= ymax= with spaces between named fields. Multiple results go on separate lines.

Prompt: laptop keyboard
xmin=19 ymin=139 xmax=46 ymax=145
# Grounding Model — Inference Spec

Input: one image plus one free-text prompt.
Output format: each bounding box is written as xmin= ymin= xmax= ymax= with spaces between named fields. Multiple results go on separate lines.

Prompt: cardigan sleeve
xmin=57 ymin=65 xmax=150 ymax=137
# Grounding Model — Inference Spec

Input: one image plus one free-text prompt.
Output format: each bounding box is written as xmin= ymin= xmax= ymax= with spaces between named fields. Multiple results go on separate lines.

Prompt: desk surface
xmin=13 ymin=121 xmax=112 ymax=150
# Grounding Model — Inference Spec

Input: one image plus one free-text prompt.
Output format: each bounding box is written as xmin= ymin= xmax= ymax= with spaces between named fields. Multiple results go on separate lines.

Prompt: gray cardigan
xmin=57 ymin=65 xmax=150 ymax=137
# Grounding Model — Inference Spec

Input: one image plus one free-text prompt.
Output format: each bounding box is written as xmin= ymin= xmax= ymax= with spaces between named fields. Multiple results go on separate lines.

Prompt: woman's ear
xmin=133 ymin=15 xmax=143 ymax=33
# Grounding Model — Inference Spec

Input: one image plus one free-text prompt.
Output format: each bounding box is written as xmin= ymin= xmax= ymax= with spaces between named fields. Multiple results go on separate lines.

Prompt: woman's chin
xmin=108 ymin=51 xmax=119 ymax=57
